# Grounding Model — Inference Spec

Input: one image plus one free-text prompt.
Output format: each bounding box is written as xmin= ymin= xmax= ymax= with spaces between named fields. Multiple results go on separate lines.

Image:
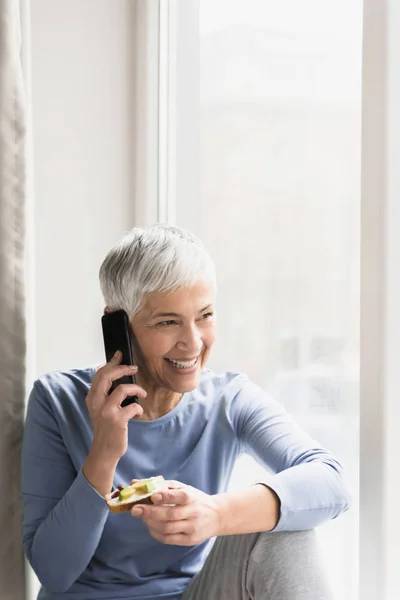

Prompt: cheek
xmin=203 ymin=324 xmax=217 ymax=349
xmin=136 ymin=331 xmax=174 ymax=359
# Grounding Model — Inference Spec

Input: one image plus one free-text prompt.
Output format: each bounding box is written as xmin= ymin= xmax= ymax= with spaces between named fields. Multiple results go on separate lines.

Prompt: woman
xmin=22 ymin=224 xmax=350 ymax=600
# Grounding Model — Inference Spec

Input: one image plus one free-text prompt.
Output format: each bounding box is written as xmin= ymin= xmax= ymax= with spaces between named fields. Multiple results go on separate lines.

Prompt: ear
xmin=104 ymin=306 xmax=111 ymax=315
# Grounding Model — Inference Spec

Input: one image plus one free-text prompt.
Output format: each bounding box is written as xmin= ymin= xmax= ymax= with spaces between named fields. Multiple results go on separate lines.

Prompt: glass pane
xmin=176 ymin=1 xmax=361 ymax=599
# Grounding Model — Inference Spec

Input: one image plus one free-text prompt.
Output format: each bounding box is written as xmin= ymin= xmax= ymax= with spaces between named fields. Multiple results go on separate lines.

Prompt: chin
xmin=172 ymin=376 xmax=200 ymax=394
xmin=169 ymin=370 xmax=203 ymax=393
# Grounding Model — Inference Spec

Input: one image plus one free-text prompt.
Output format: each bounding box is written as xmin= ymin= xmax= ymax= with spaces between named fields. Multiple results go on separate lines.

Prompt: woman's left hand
xmin=130 ymin=481 xmax=222 ymax=546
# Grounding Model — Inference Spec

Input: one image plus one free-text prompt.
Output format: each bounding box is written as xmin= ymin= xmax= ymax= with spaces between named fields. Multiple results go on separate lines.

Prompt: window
xmin=156 ymin=1 xmax=362 ymax=598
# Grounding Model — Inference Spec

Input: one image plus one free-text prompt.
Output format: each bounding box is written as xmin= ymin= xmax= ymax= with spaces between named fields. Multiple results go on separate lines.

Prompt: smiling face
xmin=130 ymin=279 xmax=217 ymax=394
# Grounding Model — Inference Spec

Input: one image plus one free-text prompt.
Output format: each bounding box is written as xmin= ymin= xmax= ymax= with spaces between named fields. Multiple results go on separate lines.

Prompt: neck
xmin=136 ymin=375 xmax=183 ymax=421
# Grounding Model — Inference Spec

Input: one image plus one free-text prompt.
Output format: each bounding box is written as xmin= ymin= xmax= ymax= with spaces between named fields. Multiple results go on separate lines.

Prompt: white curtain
xmin=0 ymin=0 xmax=28 ymax=598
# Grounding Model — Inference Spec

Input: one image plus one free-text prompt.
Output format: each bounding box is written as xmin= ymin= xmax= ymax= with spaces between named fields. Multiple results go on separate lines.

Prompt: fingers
xmin=151 ymin=487 xmax=192 ymax=506
xmin=119 ymin=400 xmax=144 ymax=421
xmin=99 ymin=349 xmax=124 ymax=376
xmin=93 ymin=350 xmax=138 ymax=390
xmin=149 ymin=531 xmax=191 ymax=546
xmin=87 ymin=350 xmax=146 ymax=421
xmin=111 ymin=381 xmax=146 ymax=401
xmin=131 ymin=490 xmax=201 ymax=546
xmin=103 ymin=365 xmax=139 ymax=395
xmin=154 ymin=520 xmax=190 ymax=535
xmin=110 ymin=349 xmax=123 ymax=365
xmin=100 ymin=385 xmax=145 ymax=419
xmin=148 ymin=520 xmax=191 ymax=537
xmin=132 ymin=503 xmax=188 ymax=522
xmin=147 ymin=519 xmax=196 ymax=546
xmin=165 ymin=480 xmax=184 ymax=489
xmin=90 ymin=366 xmax=139 ymax=405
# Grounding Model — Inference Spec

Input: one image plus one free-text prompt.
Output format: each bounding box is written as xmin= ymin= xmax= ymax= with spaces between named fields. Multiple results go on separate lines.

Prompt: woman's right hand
xmin=85 ymin=350 xmax=146 ymax=462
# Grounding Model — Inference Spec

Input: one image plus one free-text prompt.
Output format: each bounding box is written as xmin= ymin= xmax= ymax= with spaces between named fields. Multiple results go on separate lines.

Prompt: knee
xmin=248 ymin=530 xmax=333 ymax=599
xmin=251 ymin=529 xmax=318 ymax=565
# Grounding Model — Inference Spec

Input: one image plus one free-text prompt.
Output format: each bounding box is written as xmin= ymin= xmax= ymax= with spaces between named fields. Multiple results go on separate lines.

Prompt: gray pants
xmin=182 ymin=530 xmax=334 ymax=600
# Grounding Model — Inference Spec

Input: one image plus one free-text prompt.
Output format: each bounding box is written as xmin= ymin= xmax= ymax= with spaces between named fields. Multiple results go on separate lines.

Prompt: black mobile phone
xmin=101 ymin=309 xmax=138 ymax=407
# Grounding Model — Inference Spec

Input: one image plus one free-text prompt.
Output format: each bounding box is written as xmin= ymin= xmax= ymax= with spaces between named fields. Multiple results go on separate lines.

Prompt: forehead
xmin=141 ymin=280 xmax=216 ymax=316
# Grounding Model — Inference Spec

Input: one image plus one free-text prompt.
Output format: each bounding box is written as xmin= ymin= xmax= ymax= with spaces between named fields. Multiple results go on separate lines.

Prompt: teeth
xmin=166 ymin=357 xmax=197 ymax=369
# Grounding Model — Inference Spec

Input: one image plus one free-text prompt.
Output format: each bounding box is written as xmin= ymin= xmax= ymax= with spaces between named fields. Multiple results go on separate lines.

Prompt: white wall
xmin=28 ymin=1 xmax=137 ymax=596
xmin=31 ymin=0 xmax=137 ymax=376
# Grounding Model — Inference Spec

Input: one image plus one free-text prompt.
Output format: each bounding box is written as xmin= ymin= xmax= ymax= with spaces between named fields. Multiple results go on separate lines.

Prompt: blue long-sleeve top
xmin=21 ymin=367 xmax=350 ymax=600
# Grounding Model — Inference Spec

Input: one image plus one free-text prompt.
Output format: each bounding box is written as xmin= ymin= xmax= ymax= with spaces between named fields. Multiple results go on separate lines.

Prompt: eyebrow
xmin=151 ymin=304 xmax=214 ymax=320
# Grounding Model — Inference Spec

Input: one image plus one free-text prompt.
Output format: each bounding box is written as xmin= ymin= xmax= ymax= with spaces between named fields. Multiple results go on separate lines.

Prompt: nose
xmin=176 ymin=322 xmax=203 ymax=355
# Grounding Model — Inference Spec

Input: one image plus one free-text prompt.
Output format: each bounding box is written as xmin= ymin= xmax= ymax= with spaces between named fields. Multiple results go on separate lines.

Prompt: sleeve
xmin=227 ymin=378 xmax=352 ymax=532
xmin=21 ymin=380 xmax=110 ymax=593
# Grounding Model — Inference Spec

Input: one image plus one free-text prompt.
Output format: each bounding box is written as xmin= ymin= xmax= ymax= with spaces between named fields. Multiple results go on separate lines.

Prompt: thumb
xmin=166 ymin=480 xmax=184 ymax=489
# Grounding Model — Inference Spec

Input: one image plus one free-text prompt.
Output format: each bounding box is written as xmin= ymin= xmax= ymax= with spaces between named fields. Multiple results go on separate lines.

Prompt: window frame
xmin=135 ymin=0 xmax=400 ymax=598
xmin=133 ymin=0 xmax=200 ymax=229
xmin=360 ymin=1 xmax=400 ymax=599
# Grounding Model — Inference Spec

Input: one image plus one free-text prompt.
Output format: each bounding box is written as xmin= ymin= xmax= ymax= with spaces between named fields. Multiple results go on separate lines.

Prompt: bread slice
xmin=105 ymin=475 xmax=166 ymax=514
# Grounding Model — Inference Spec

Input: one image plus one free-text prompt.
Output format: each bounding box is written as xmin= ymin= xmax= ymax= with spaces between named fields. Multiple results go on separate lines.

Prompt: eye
xmin=157 ymin=320 xmax=177 ymax=327
xmin=202 ymin=312 xmax=214 ymax=320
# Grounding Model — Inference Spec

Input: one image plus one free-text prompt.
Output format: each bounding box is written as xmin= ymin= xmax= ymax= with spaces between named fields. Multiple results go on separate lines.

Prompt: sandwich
xmin=105 ymin=475 xmax=166 ymax=513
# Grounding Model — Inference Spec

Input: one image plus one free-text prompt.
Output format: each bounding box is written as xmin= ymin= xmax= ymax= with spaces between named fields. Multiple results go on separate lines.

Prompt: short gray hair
xmin=99 ymin=224 xmax=216 ymax=319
